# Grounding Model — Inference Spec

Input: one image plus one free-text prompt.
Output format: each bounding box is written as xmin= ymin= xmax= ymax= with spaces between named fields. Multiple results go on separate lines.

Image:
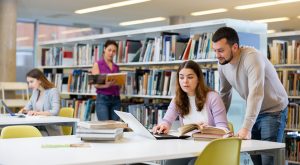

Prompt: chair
xmin=228 ymin=121 xmax=234 ymax=133
xmin=59 ymin=107 xmax=74 ymax=135
xmin=0 ymin=82 xmax=29 ymax=113
xmin=0 ymin=125 xmax=42 ymax=139
xmin=194 ymin=138 xmax=242 ymax=165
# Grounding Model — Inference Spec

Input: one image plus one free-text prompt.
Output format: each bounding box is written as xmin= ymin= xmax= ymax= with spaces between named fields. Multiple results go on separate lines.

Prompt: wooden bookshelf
xmin=285 ymin=128 xmax=300 ymax=132
xmin=275 ymin=64 xmax=300 ymax=68
xmin=268 ymin=31 xmax=300 ymax=38
xmin=60 ymin=92 xmax=96 ymax=96
xmin=287 ymin=160 xmax=300 ymax=165
xmin=60 ymin=92 xmax=173 ymax=99
xmin=268 ymin=31 xmax=300 ymax=165
xmin=38 ymin=18 xmax=267 ymax=125
xmin=38 ymin=60 xmax=218 ymax=68
xmin=289 ymin=96 xmax=300 ymax=99
xmin=39 ymin=65 xmax=93 ymax=69
xmin=117 ymin=59 xmax=218 ymax=67
xmin=123 ymin=94 xmax=173 ymax=99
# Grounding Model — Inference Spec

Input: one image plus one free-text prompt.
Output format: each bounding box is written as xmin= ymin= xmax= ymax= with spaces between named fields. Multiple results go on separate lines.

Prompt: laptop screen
xmin=114 ymin=110 xmax=190 ymax=140
xmin=0 ymin=100 xmax=26 ymax=118
xmin=114 ymin=110 xmax=157 ymax=140
xmin=1 ymin=100 xmax=15 ymax=116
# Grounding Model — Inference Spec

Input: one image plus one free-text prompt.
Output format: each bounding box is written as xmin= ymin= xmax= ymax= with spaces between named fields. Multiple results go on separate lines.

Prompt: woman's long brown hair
xmin=175 ymin=60 xmax=211 ymax=117
xmin=26 ymin=69 xmax=55 ymax=89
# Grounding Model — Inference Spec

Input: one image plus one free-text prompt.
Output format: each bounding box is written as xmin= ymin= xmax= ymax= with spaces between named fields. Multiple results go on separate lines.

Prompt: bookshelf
xmin=268 ymin=31 xmax=300 ymax=164
xmin=287 ymin=160 xmax=300 ymax=165
xmin=37 ymin=19 xmax=267 ymax=128
xmin=39 ymin=65 xmax=93 ymax=69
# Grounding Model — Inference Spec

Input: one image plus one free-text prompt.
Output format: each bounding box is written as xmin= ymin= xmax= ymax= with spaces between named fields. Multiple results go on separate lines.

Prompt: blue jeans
xmin=250 ymin=107 xmax=288 ymax=165
xmin=96 ymin=94 xmax=121 ymax=121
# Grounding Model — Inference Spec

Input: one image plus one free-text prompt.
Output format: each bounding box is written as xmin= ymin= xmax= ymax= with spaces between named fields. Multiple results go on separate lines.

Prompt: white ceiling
xmin=17 ymin=0 xmax=300 ymax=32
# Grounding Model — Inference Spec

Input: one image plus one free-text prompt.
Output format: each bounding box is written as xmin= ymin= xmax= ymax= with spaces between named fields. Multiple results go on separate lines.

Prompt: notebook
xmin=114 ymin=110 xmax=190 ymax=140
xmin=0 ymin=100 xmax=26 ymax=118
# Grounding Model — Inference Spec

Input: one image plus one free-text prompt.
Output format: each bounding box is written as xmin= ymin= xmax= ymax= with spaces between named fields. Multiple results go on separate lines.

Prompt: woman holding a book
xmin=153 ymin=60 xmax=229 ymax=165
xmin=18 ymin=68 xmax=62 ymax=136
xmin=91 ymin=40 xmax=121 ymax=121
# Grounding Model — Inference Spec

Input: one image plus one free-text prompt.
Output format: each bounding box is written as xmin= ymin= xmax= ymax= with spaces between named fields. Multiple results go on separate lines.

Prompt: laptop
xmin=0 ymin=100 xmax=26 ymax=118
xmin=114 ymin=110 xmax=190 ymax=140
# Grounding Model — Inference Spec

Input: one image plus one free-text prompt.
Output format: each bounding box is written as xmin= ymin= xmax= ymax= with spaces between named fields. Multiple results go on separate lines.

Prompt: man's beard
xmin=218 ymin=51 xmax=233 ymax=65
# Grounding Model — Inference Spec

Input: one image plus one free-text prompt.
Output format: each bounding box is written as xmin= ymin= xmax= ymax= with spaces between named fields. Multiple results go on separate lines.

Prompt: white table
xmin=0 ymin=133 xmax=285 ymax=165
xmin=0 ymin=115 xmax=79 ymax=134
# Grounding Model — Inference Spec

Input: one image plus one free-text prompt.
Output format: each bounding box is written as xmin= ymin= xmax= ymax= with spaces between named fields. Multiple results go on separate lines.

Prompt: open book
xmin=88 ymin=72 xmax=127 ymax=86
xmin=178 ymin=123 xmax=231 ymax=139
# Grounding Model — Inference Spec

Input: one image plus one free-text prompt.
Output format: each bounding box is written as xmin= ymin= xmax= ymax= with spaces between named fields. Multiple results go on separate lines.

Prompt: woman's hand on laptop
xmin=27 ymin=111 xmax=51 ymax=116
xmin=153 ymin=123 xmax=170 ymax=134
xmin=27 ymin=111 xmax=39 ymax=116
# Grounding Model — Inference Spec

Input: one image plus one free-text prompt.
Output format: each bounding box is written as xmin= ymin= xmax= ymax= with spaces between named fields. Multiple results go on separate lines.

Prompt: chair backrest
xmin=228 ymin=121 xmax=234 ymax=133
xmin=0 ymin=125 xmax=42 ymax=139
xmin=59 ymin=107 xmax=75 ymax=135
xmin=0 ymin=82 xmax=29 ymax=110
xmin=194 ymin=138 xmax=242 ymax=165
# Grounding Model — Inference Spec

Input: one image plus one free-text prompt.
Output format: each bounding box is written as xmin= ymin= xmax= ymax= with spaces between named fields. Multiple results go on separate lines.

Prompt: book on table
xmin=76 ymin=127 xmax=123 ymax=134
xmin=88 ymin=72 xmax=127 ymax=86
xmin=178 ymin=123 xmax=232 ymax=140
xmin=77 ymin=132 xmax=123 ymax=141
xmin=76 ymin=128 xmax=124 ymax=141
xmin=78 ymin=120 xmax=128 ymax=129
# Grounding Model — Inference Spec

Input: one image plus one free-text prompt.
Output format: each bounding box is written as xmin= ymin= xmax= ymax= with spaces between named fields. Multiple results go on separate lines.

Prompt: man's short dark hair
xmin=212 ymin=27 xmax=239 ymax=47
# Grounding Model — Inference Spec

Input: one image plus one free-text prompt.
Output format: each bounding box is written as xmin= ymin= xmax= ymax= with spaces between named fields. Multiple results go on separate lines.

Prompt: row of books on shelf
xmin=46 ymin=68 xmax=219 ymax=97
xmin=268 ymin=39 xmax=300 ymax=65
xmin=46 ymin=70 xmax=96 ymax=94
xmin=277 ymin=70 xmax=300 ymax=96
xmin=39 ymin=32 xmax=215 ymax=66
xmin=61 ymin=99 xmax=96 ymax=121
xmin=115 ymin=32 xmax=215 ymax=63
xmin=126 ymin=68 xmax=219 ymax=96
xmin=127 ymin=103 xmax=168 ymax=129
xmin=41 ymin=43 xmax=103 ymax=66
xmin=126 ymin=69 xmax=176 ymax=96
xmin=286 ymin=132 xmax=300 ymax=162
xmin=287 ymin=103 xmax=300 ymax=130
xmin=61 ymin=98 xmax=169 ymax=127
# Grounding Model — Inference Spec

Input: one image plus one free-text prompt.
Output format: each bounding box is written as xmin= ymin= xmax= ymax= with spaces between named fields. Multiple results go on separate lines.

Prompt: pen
xmin=42 ymin=144 xmax=70 ymax=148
xmin=41 ymin=143 xmax=90 ymax=148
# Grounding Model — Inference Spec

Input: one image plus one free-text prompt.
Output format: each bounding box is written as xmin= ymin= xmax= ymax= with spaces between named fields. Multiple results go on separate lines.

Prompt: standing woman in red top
xmin=91 ymin=40 xmax=121 ymax=120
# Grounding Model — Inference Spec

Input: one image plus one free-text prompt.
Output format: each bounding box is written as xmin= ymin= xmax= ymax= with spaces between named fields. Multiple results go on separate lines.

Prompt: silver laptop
xmin=114 ymin=110 xmax=189 ymax=140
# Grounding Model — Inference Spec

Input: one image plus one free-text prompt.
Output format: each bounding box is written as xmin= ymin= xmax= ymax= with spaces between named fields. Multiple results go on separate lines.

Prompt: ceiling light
xmin=191 ymin=8 xmax=228 ymax=16
xmin=297 ymin=15 xmax=300 ymax=19
xmin=253 ymin=17 xmax=290 ymax=23
xmin=267 ymin=30 xmax=276 ymax=33
xmin=75 ymin=0 xmax=150 ymax=14
xmin=61 ymin=28 xmax=93 ymax=34
xmin=120 ymin=17 xmax=166 ymax=26
xmin=235 ymin=0 xmax=300 ymax=10
xmin=17 ymin=37 xmax=30 ymax=42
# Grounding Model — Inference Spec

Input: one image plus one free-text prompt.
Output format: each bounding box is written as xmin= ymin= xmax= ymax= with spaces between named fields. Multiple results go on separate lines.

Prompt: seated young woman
xmin=19 ymin=68 xmax=62 ymax=136
xmin=153 ymin=60 xmax=229 ymax=165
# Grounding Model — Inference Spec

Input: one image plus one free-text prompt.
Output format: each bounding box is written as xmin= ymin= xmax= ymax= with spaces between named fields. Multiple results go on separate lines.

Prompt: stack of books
xmin=178 ymin=124 xmax=232 ymax=141
xmin=76 ymin=121 xmax=128 ymax=141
